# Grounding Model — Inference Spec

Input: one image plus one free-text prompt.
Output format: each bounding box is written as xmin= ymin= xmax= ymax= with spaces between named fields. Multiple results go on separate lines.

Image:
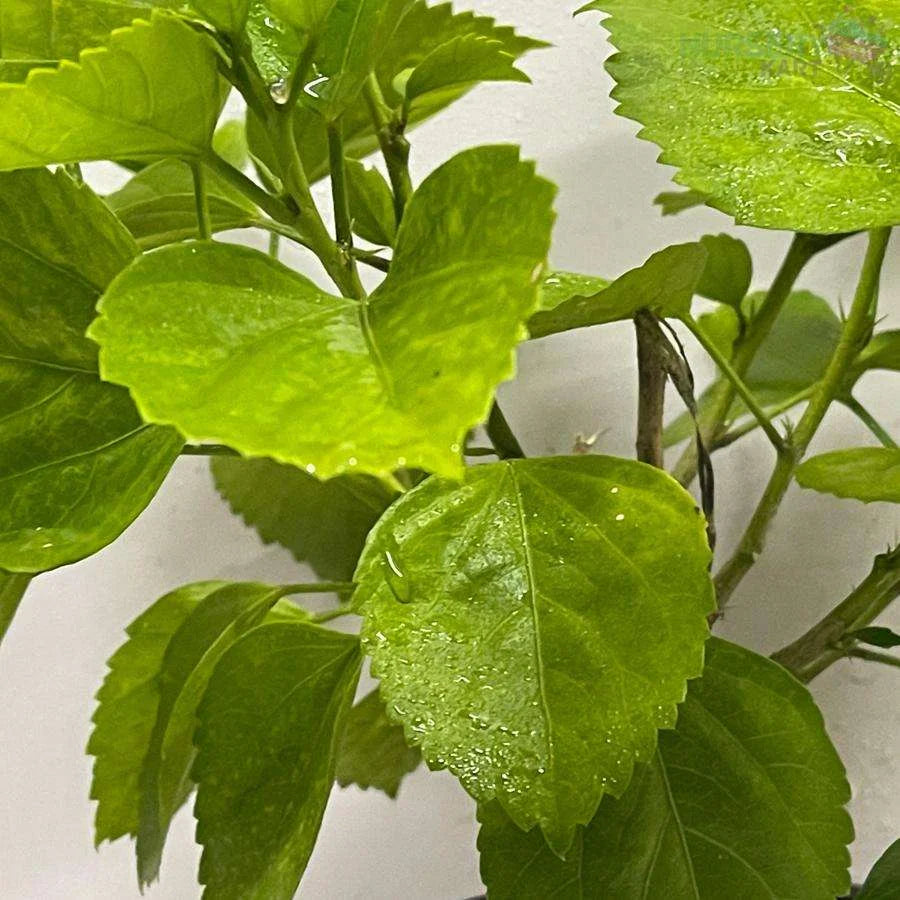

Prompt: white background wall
xmin=1 ymin=2 xmax=898 ymax=897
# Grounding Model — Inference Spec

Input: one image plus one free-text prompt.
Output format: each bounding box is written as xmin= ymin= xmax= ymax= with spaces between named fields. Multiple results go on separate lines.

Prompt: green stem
xmin=268 ymin=231 xmax=281 ymax=260
xmin=281 ymin=582 xmax=356 ymax=597
xmin=712 ymin=385 xmax=816 ymax=451
xmin=715 ymin=227 xmax=892 ymax=610
xmin=672 ymin=234 xmax=819 ymax=485
xmin=327 ymin=121 xmax=354 ymax=248
xmin=181 ymin=444 xmax=240 ymax=457
xmin=465 ymin=446 xmax=499 ymax=458
xmin=843 ymin=396 xmax=897 ymax=448
xmin=771 ymin=545 xmax=900 ymax=681
xmin=487 ymin=402 xmax=525 ymax=460
xmin=270 ymin=110 xmax=365 ymax=299
xmin=191 ymin=162 xmax=212 ymax=240
xmin=363 ymin=73 xmax=413 ymax=222
xmin=0 ymin=573 xmax=31 ymax=650
xmin=204 ymin=153 xmax=296 ymax=224
xmin=682 ymin=315 xmax=786 ymax=453
xmin=847 ymin=647 xmax=900 ymax=669
xmin=311 ymin=603 xmax=356 ymax=624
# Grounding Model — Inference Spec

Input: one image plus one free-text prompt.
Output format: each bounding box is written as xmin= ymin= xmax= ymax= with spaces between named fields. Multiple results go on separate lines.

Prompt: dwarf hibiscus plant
xmin=0 ymin=0 xmax=897 ymax=897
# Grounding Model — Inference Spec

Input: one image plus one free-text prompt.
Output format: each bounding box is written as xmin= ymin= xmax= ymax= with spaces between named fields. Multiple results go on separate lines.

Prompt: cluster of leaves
xmin=0 ymin=0 xmax=897 ymax=897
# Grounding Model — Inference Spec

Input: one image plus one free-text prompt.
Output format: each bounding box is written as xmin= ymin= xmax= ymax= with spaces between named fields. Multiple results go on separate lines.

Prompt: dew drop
xmin=615 ymin=513 xmax=625 ymax=522
xmin=269 ymin=79 xmax=289 ymax=104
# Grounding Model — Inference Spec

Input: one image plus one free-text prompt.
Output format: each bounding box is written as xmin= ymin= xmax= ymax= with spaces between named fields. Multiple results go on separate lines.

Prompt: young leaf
xmin=105 ymin=159 xmax=259 ymax=250
xmin=479 ymin=638 xmax=853 ymax=899
xmin=850 ymin=627 xmax=900 ymax=649
xmin=528 ymin=243 xmax=706 ymax=339
xmin=849 ymin=330 xmax=900 ymax=381
xmin=88 ymin=581 xmax=226 ymax=845
xmin=355 ymin=456 xmax=714 ymax=853
xmin=335 ymin=689 xmax=421 ymax=797
xmin=344 ymin=159 xmax=398 ymax=246
xmin=90 ymin=146 xmax=556 ymax=480
xmin=582 ymin=0 xmax=900 ymax=232
xmin=310 ymin=0 xmax=415 ymax=121
xmin=194 ymin=622 xmax=362 ymax=899
xmin=664 ymin=290 xmax=842 ymax=447
xmin=0 ymin=168 xmax=181 ymax=574
xmin=695 ymin=233 xmax=752 ymax=309
xmin=243 ymin=0 xmax=305 ymax=85
xmin=211 ymin=456 xmax=397 ymax=582
xmin=654 ymin=188 xmax=708 ymax=217
xmin=211 ymin=119 xmax=250 ymax=170
xmin=401 ymin=34 xmax=529 ymax=112
xmin=134 ymin=582 xmax=298 ymax=884
xmin=0 ymin=13 xmax=225 ymax=170
xmin=796 ymin=448 xmax=900 ymax=504
xmin=265 ymin=0 xmax=336 ymax=36
xmin=859 ymin=838 xmax=900 ymax=899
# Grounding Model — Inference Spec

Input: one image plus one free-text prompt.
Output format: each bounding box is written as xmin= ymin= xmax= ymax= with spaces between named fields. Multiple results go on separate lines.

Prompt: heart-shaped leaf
xmin=355 ymin=456 xmax=713 ymax=853
xmin=582 ymin=0 xmax=900 ymax=232
xmin=0 ymin=168 xmax=181 ymax=574
xmin=90 ymin=146 xmax=556 ymax=479
xmin=194 ymin=621 xmax=362 ymax=899
xmin=212 ymin=456 xmax=396 ymax=581
xmin=479 ymin=638 xmax=853 ymax=899
xmin=796 ymin=448 xmax=900 ymax=504
xmin=0 ymin=13 xmax=225 ymax=170
xmin=335 ymin=689 xmax=421 ymax=797
xmin=695 ymin=233 xmax=752 ymax=309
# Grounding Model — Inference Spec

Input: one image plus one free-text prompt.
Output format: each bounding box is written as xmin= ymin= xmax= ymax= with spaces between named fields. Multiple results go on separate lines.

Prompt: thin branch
xmin=847 ymin=647 xmax=900 ymax=669
xmin=203 ymin=152 xmax=296 ymax=224
xmin=190 ymin=161 xmax=212 ymax=240
xmin=843 ymin=395 xmax=897 ymax=448
xmin=715 ymin=227 xmax=893 ymax=610
xmin=634 ymin=311 xmax=667 ymax=468
xmin=712 ymin=385 xmax=816 ymax=451
xmin=363 ymin=73 xmax=413 ymax=222
xmin=771 ymin=545 xmax=900 ymax=681
xmin=281 ymin=582 xmax=356 ymax=597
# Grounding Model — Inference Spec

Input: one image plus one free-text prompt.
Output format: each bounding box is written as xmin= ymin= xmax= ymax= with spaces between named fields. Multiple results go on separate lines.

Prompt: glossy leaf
xmin=695 ymin=233 xmax=752 ymax=308
xmin=796 ymin=448 xmax=900 ymax=504
xmin=345 ymin=159 xmax=397 ymax=247
xmin=664 ymin=290 xmax=842 ymax=446
xmin=654 ymin=188 xmax=708 ymax=217
xmin=246 ymin=1 xmax=545 ymax=184
xmin=243 ymin=0 xmax=304 ymax=85
xmin=0 ymin=13 xmax=224 ymax=170
xmin=135 ymin=582 xmax=296 ymax=884
xmin=335 ymin=689 xmax=421 ymax=797
xmin=90 ymin=146 xmax=555 ymax=480
xmin=212 ymin=456 xmax=396 ymax=581
xmin=0 ymin=168 xmax=181 ymax=574
xmin=355 ymin=456 xmax=714 ymax=852
xmin=310 ymin=0 xmax=415 ymax=121
xmin=88 ymin=581 xmax=224 ymax=845
xmin=106 ymin=159 xmax=259 ymax=250
xmin=194 ymin=622 xmax=362 ymax=899
xmin=528 ymin=243 xmax=705 ymax=339
xmin=402 ymin=34 xmax=529 ymax=111
xmin=479 ymin=638 xmax=852 ymax=899
xmin=851 ymin=627 xmax=900 ymax=649
xmin=583 ymin=0 xmax=900 ymax=232
xmin=859 ymin=838 xmax=900 ymax=900
xmin=265 ymin=0 xmax=336 ymax=36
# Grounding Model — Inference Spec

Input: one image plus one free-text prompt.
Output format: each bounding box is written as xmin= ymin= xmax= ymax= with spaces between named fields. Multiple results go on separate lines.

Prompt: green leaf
xmin=664 ymin=290 xmax=842 ymax=447
xmin=194 ymin=621 xmax=362 ymax=900
xmin=796 ymin=448 xmax=900 ymax=504
xmin=859 ymin=838 xmax=900 ymax=900
xmin=212 ymin=456 xmax=396 ymax=581
xmin=0 ymin=13 xmax=225 ymax=170
xmin=582 ymin=0 xmax=900 ymax=232
xmin=850 ymin=626 xmax=900 ymax=649
xmin=90 ymin=146 xmax=555 ymax=480
xmin=850 ymin=330 xmax=900 ymax=380
xmin=402 ymin=34 xmax=529 ymax=111
xmin=355 ymin=456 xmax=714 ymax=853
xmin=134 ymin=582 xmax=298 ymax=884
xmin=246 ymin=1 xmax=545 ymax=184
xmin=310 ymin=0 xmax=415 ymax=121
xmin=0 ymin=168 xmax=181 ymax=574
xmin=696 ymin=233 xmax=752 ymax=308
xmin=211 ymin=119 xmax=249 ymax=170
xmin=105 ymin=158 xmax=259 ymax=250
xmin=345 ymin=159 xmax=397 ymax=246
xmin=654 ymin=188 xmax=708 ymax=216
xmin=528 ymin=243 xmax=706 ymax=340
xmin=243 ymin=0 xmax=305 ymax=85
xmin=335 ymin=688 xmax=421 ymax=797
xmin=479 ymin=638 xmax=852 ymax=899
xmin=695 ymin=305 xmax=740 ymax=358
xmin=265 ymin=0 xmax=336 ymax=36
xmin=88 ymin=581 xmax=225 ymax=845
